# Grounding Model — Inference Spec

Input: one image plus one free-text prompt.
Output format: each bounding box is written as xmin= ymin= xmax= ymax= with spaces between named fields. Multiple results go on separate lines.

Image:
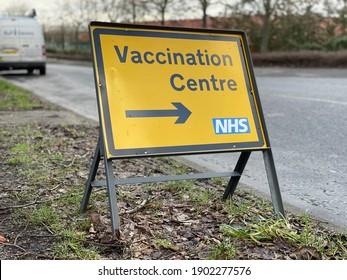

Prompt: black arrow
xmin=125 ymin=102 xmax=191 ymax=124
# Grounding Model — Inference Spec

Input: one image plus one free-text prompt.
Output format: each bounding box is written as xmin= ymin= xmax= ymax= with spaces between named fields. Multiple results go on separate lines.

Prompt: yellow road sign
xmin=90 ymin=22 xmax=267 ymax=158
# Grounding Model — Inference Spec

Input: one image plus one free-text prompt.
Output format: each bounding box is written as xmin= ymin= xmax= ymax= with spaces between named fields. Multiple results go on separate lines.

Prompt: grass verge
xmin=0 ymin=79 xmax=49 ymax=110
xmin=0 ymin=78 xmax=346 ymax=260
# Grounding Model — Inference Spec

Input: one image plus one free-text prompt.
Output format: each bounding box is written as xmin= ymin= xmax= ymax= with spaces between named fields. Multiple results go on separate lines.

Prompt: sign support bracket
xmin=223 ymin=151 xmax=251 ymax=199
xmin=262 ymin=149 xmax=285 ymax=216
xmin=223 ymin=149 xmax=285 ymax=218
xmin=80 ymin=136 xmax=285 ymax=235
xmin=80 ymin=136 xmax=101 ymax=214
xmin=80 ymin=133 xmax=120 ymax=234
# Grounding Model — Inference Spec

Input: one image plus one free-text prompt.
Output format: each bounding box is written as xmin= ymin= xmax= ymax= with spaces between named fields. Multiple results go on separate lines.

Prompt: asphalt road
xmin=2 ymin=63 xmax=347 ymax=230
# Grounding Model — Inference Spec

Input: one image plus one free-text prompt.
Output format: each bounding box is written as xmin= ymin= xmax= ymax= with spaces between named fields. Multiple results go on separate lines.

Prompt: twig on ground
xmin=120 ymin=196 xmax=154 ymax=215
xmin=0 ymin=201 xmax=39 ymax=211
xmin=2 ymin=242 xmax=26 ymax=252
xmin=41 ymin=222 xmax=56 ymax=235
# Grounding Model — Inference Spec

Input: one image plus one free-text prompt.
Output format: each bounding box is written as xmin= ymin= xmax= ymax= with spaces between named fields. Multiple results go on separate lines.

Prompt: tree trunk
xmin=202 ymin=12 xmax=207 ymax=28
xmin=161 ymin=9 xmax=165 ymax=25
xmin=75 ymin=28 xmax=79 ymax=52
xmin=61 ymin=24 xmax=65 ymax=53
xmin=260 ymin=16 xmax=270 ymax=53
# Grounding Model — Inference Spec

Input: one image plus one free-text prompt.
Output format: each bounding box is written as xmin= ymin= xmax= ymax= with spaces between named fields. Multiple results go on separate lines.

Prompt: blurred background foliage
xmin=2 ymin=0 xmax=347 ymax=54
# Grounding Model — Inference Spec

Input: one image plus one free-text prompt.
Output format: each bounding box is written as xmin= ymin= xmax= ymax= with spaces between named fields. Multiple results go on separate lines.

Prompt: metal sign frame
xmin=90 ymin=25 xmax=266 ymax=158
xmin=80 ymin=22 xmax=285 ymax=234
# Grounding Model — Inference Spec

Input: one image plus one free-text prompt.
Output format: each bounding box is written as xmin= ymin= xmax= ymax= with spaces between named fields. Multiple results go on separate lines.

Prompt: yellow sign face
xmin=90 ymin=22 xmax=267 ymax=158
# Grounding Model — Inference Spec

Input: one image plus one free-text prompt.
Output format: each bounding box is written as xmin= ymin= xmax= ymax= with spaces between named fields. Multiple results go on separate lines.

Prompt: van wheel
xmin=39 ymin=66 xmax=46 ymax=75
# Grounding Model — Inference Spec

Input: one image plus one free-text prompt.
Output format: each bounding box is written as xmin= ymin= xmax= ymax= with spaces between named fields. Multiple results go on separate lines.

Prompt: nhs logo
xmin=213 ymin=118 xmax=250 ymax=134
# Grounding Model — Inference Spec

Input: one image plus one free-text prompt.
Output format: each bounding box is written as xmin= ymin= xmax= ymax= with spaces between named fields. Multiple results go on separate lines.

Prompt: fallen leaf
xmin=91 ymin=212 xmax=101 ymax=225
xmin=162 ymin=225 xmax=174 ymax=232
xmin=323 ymin=240 xmax=329 ymax=248
xmin=89 ymin=223 xmax=97 ymax=234
xmin=290 ymin=246 xmax=322 ymax=260
xmin=176 ymin=213 xmax=189 ymax=222
xmin=0 ymin=234 xmax=6 ymax=243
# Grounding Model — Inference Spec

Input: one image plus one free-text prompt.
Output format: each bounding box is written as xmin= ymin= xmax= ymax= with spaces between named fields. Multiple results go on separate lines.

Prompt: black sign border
xmin=90 ymin=22 xmax=266 ymax=159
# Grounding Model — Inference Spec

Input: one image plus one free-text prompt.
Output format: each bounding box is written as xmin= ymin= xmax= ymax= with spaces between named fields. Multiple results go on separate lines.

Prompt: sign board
xmin=90 ymin=22 xmax=267 ymax=159
xmin=81 ymin=22 xmax=284 ymax=234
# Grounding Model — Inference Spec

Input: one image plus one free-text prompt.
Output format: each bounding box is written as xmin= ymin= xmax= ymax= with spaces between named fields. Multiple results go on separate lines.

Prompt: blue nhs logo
xmin=213 ymin=118 xmax=250 ymax=134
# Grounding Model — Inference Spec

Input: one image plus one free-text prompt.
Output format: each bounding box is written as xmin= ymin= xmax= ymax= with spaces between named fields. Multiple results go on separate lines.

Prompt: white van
xmin=0 ymin=16 xmax=46 ymax=75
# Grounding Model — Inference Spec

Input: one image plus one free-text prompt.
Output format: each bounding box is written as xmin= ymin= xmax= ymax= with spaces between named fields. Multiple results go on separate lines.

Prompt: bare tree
xmin=121 ymin=0 xmax=149 ymax=23
xmin=55 ymin=0 xmax=73 ymax=52
xmin=99 ymin=0 xmax=148 ymax=24
xmin=260 ymin=0 xmax=277 ymax=52
xmin=147 ymin=0 xmax=173 ymax=25
xmin=195 ymin=0 xmax=222 ymax=28
xmin=338 ymin=0 xmax=347 ymax=35
xmin=199 ymin=0 xmax=210 ymax=27
xmin=149 ymin=0 xmax=191 ymax=22
xmin=240 ymin=0 xmax=280 ymax=53
xmin=65 ymin=0 xmax=94 ymax=51
xmin=4 ymin=1 xmax=30 ymax=16
xmin=100 ymin=0 xmax=128 ymax=22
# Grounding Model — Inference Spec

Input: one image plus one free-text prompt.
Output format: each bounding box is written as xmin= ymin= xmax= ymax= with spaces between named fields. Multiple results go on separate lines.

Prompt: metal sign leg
xmin=104 ymin=157 xmax=120 ymax=234
xmin=223 ymin=151 xmax=251 ymax=199
xmin=80 ymin=139 xmax=284 ymax=234
xmin=80 ymin=135 xmax=120 ymax=234
xmin=262 ymin=149 xmax=285 ymax=217
xmin=80 ymin=137 xmax=101 ymax=213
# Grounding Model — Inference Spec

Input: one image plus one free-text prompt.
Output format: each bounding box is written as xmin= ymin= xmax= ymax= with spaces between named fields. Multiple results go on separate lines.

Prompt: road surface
xmin=2 ymin=63 xmax=347 ymax=230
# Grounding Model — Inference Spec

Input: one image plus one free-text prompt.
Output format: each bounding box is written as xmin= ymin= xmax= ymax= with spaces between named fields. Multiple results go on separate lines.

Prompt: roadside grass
xmin=1 ymin=79 xmax=346 ymax=260
xmin=1 ymin=123 xmax=98 ymax=259
xmin=2 ymin=124 xmax=347 ymax=260
xmin=0 ymin=79 xmax=46 ymax=110
xmin=217 ymin=215 xmax=347 ymax=260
